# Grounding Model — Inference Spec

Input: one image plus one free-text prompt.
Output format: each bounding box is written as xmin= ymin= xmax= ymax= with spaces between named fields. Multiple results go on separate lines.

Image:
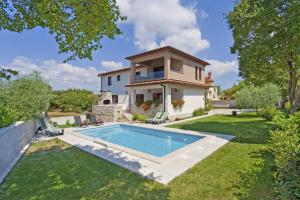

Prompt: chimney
xmin=208 ymin=72 xmax=212 ymax=79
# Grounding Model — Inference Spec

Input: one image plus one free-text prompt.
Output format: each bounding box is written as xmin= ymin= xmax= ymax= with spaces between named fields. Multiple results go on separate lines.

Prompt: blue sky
xmin=0 ymin=0 xmax=240 ymax=92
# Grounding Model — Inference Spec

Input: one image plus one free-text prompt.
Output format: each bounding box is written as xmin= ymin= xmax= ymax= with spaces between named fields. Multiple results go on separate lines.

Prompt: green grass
xmin=57 ymin=123 xmax=75 ymax=128
xmin=0 ymin=113 xmax=275 ymax=199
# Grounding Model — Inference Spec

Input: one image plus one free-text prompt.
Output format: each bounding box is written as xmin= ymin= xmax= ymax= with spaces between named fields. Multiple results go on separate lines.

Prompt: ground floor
xmin=111 ymin=83 xmax=206 ymax=121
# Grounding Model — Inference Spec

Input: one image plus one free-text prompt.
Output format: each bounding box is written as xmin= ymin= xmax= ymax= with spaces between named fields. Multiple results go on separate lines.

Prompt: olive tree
xmin=235 ymin=84 xmax=281 ymax=110
xmin=0 ymin=72 xmax=52 ymax=126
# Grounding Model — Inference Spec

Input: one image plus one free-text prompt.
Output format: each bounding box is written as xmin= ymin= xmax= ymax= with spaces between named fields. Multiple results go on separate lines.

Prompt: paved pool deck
xmin=58 ymin=123 xmax=234 ymax=185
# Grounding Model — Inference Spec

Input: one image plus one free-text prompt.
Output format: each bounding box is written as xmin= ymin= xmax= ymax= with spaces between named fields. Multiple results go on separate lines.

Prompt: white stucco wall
xmin=166 ymin=84 xmax=205 ymax=118
xmin=50 ymin=115 xmax=86 ymax=125
xmin=101 ymin=71 xmax=131 ymax=110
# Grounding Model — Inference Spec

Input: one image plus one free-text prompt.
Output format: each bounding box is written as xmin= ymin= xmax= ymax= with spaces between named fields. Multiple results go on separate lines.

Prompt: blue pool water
xmin=76 ymin=125 xmax=204 ymax=157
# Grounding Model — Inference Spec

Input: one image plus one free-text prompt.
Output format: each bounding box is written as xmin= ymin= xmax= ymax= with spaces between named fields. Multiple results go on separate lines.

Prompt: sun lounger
xmin=152 ymin=112 xmax=169 ymax=124
xmin=38 ymin=115 xmax=64 ymax=136
xmin=74 ymin=116 xmax=88 ymax=127
xmin=90 ymin=114 xmax=104 ymax=126
xmin=146 ymin=112 xmax=162 ymax=123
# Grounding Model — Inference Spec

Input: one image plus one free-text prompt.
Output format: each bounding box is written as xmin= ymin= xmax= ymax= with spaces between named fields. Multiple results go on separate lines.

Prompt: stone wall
xmin=0 ymin=120 xmax=38 ymax=183
xmin=92 ymin=105 xmax=122 ymax=122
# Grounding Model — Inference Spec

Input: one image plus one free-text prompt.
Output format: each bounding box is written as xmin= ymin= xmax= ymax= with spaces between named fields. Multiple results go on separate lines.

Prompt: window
xmin=135 ymin=71 xmax=141 ymax=76
xmin=199 ymin=67 xmax=202 ymax=80
xmin=170 ymin=58 xmax=183 ymax=73
xmin=195 ymin=67 xmax=198 ymax=80
xmin=117 ymin=75 xmax=121 ymax=81
xmin=112 ymin=95 xmax=118 ymax=104
xmin=108 ymin=77 xmax=112 ymax=85
xmin=136 ymin=94 xmax=144 ymax=104
xmin=153 ymin=93 xmax=162 ymax=103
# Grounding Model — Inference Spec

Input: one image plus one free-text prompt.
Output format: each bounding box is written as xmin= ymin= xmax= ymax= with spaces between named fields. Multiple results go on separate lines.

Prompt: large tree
xmin=227 ymin=0 xmax=300 ymax=113
xmin=0 ymin=0 xmax=125 ymax=61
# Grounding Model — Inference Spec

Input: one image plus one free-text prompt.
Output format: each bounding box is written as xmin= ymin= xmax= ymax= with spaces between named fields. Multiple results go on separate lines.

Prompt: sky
xmin=0 ymin=0 xmax=240 ymax=92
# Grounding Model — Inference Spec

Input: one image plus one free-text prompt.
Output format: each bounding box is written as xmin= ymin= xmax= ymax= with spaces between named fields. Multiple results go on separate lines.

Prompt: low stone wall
xmin=50 ymin=115 xmax=86 ymax=125
xmin=0 ymin=120 xmax=38 ymax=183
xmin=92 ymin=105 xmax=122 ymax=122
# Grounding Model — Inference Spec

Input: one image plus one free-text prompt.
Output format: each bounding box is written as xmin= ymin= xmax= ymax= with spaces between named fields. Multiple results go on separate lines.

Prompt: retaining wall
xmin=0 ymin=120 xmax=38 ymax=183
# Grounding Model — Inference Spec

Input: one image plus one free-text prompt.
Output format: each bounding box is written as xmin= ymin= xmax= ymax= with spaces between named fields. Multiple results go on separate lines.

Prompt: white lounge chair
xmin=38 ymin=115 xmax=64 ymax=136
xmin=146 ymin=112 xmax=162 ymax=123
xmin=152 ymin=112 xmax=168 ymax=124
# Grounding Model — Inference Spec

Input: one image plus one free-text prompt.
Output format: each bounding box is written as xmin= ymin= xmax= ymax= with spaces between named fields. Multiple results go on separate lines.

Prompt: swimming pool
xmin=76 ymin=124 xmax=204 ymax=157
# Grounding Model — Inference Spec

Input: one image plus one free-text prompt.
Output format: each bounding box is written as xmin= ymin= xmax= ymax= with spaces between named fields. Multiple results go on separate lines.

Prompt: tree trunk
xmin=288 ymin=56 xmax=300 ymax=114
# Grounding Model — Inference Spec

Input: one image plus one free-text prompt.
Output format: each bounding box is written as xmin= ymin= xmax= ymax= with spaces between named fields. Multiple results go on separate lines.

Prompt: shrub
xmin=132 ymin=114 xmax=147 ymax=122
xmin=137 ymin=114 xmax=147 ymax=122
xmin=0 ymin=72 xmax=52 ymax=122
xmin=0 ymin=107 xmax=16 ymax=128
xmin=132 ymin=114 xmax=138 ymax=121
xmin=172 ymin=98 xmax=185 ymax=111
xmin=258 ymin=108 xmax=280 ymax=121
xmin=270 ymin=113 xmax=300 ymax=200
xmin=193 ymin=108 xmax=205 ymax=117
xmin=205 ymin=99 xmax=212 ymax=111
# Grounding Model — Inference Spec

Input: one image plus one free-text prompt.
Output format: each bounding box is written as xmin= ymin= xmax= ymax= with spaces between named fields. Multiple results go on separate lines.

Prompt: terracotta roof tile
xmin=126 ymin=46 xmax=210 ymax=66
xmin=125 ymin=79 xmax=210 ymax=88
xmin=98 ymin=65 xmax=145 ymax=76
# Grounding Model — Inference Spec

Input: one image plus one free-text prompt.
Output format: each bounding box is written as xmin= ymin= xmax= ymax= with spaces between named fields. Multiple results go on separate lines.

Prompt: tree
xmin=227 ymin=0 xmax=300 ymax=113
xmin=0 ymin=67 xmax=18 ymax=79
xmin=235 ymin=83 xmax=281 ymax=110
xmin=0 ymin=72 xmax=52 ymax=126
xmin=0 ymin=0 xmax=125 ymax=61
xmin=235 ymin=85 xmax=260 ymax=109
xmin=222 ymin=81 xmax=245 ymax=99
xmin=50 ymin=89 xmax=98 ymax=112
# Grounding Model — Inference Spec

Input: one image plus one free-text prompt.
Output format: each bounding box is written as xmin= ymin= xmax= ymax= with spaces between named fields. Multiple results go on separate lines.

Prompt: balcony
xmin=135 ymin=70 xmax=164 ymax=82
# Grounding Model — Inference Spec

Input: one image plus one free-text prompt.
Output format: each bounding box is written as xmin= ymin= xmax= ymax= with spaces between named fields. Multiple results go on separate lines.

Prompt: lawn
xmin=0 ymin=113 xmax=275 ymax=200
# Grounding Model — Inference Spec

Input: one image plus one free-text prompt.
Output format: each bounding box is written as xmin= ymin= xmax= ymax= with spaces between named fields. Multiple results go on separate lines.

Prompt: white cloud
xmin=198 ymin=10 xmax=208 ymax=19
xmin=100 ymin=60 xmax=125 ymax=70
xmin=117 ymin=0 xmax=209 ymax=54
xmin=7 ymin=56 xmax=100 ymax=92
xmin=206 ymin=59 xmax=239 ymax=77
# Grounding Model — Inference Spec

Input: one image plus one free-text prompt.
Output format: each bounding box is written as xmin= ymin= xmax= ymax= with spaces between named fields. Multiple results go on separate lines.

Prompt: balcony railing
xmin=135 ymin=71 xmax=164 ymax=81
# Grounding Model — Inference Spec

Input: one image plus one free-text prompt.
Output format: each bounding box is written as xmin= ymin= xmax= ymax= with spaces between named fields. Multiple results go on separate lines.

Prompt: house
xmin=98 ymin=46 xmax=212 ymax=121
xmin=205 ymin=72 xmax=219 ymax=100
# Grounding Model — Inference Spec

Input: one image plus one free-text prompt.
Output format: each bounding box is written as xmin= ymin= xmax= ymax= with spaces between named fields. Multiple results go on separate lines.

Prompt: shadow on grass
xmin=0 ymin=139 xmax=169 ymax=200
xmin=233 ymin=149 xmax=275 ymax=200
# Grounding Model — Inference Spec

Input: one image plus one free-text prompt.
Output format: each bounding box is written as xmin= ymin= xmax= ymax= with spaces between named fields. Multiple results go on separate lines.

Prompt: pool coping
xmin=66 ymin=123 xmax=223 ymax=164
xmin=59 ymin=123 xmax=235 ymax=185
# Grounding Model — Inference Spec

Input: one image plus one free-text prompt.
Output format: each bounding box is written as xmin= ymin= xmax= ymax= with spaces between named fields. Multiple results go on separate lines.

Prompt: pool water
xmin=76 ymin=124 xmax=204 ymax=157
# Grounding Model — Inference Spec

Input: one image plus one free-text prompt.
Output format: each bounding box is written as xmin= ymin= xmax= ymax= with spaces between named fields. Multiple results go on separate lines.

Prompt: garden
xmin=0 ymin=0 xmax=299 ymax=199
xmin=2 ymin=112 xmax=299 ymax=199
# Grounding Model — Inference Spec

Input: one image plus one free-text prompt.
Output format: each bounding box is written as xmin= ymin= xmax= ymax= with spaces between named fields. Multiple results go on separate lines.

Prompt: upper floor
xmin=98 ymin=46 xmax=210 ymax=91
xmin=126 ymin=46 xmax=210 ymax=84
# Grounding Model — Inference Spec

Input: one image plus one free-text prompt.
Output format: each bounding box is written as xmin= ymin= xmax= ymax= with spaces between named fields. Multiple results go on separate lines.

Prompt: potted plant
xmin=172 ymin=98 xmax=185 ymax=111
xmin=142 ymin=100 xmax=152 ymax=111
